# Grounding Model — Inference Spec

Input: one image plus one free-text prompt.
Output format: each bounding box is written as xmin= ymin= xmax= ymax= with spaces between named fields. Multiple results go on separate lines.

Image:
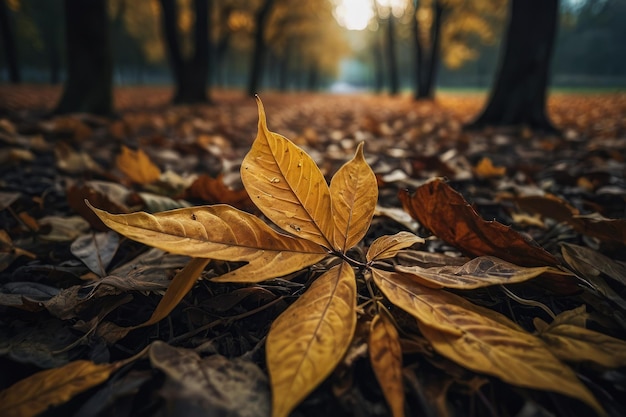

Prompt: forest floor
xmin=1 ymin=86 xmax=626 ymax=417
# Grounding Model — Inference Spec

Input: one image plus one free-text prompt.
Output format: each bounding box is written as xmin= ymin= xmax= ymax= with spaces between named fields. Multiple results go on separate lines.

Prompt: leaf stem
xmin=332 ymin=250 xmax=368 ymax=271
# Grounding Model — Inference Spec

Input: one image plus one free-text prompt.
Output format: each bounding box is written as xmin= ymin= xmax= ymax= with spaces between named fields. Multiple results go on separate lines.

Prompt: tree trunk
xmin=372 ymin=36 xmax=385 ymax=93
xmin=55 ymin=0 xmax=112 ymax=116
xmin=159 ymin=0 xmax=210 ymax=104
xmin=247 ymin=0 xmax=275 ymax=97
xmin=412 ymin=1 xmax=424 ymax=99
xmin=423 ymin=0 xmax=444 ymax=98
xmin=413 ymin=0 xmax=444 ymax=100
xmin=386 ymin=13 xmax=399 ymax=95
xmin=0 ymin=0 xmax=21 ymax=83
xmin=468 ymin=0 xmax=559 ymax=132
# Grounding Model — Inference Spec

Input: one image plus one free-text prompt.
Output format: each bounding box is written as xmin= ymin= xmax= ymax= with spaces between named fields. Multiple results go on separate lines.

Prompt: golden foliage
xmin=0 ymin=360 xmax=117 ymax=417
xmin=372 ymin=269 xmax=604 ymax=414
xmin=267 ymin=262 xmax=357 ymax=417
xmin=115 ymin=145 xmax=161 ymax=184
xmin=82 ymin=97 xmax=620 ymax=416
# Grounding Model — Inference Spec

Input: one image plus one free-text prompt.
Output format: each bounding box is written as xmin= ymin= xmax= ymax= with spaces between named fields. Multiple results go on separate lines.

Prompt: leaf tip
xmin=255 ymin=96 xmax=268 ymax=130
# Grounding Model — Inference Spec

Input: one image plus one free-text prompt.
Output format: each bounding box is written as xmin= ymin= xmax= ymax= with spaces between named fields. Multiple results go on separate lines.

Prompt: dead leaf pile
xmin=1 ymin=90 xmax=625 ymax=417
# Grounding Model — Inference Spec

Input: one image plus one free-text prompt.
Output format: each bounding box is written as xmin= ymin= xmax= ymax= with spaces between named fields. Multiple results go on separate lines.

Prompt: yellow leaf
xmin=473 ymin=157 xmax=506 ymax=178
xmin=115 ymin=145 xmax=161 ymax=184
xmin=366 ymin=231 xmax=424 ymax=262
xmin=241 ymin=98 xmax=335 ymax=249
xmin=395 ymin=256 xmax=551 ymax=289
xmin=267 ymin=262 xmax=356 ymax=417
xmin=138 ymin=257 xmax=210 ymax=328
xmin=330 ymin=142 xmax=378 ymax=252
xmin=88 ymin=202 xmax=326 ymax=281
xmin=372 ymin=269 xmax=604 ymax=415
xmin=0 ymin=360 xmax=116 ymax=417
xmin=369 ymin=310 xmax=405 ymax=417
xmin=212 ymin=249 xmax=326 ymax=283
xmin=535 ymin=307 xmax=626 ymax=368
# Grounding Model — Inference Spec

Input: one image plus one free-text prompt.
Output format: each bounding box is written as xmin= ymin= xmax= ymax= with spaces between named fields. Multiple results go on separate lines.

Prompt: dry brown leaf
xmin=367 ymin=231 xmax=425 ymax=262
xmin=369 ymin=311 xmax=405 ymax=417
xmin=116 ymin=145 xmax=161 ymax=185
xmin=399 ymin=179 xmax=558 ymax=267
xmin=136 ymin=257 xmax=210 ymax=329
xmin=267 ymin=262 xmax=356 ymax=417
xmin=66 ymin=182 xmax=130 ymax=231
xmin=0 ymin=360 xmax=117 ymax=417
xmin=330 ymin=142 xmax=378 ymax=252
xmin=395 ymin=256 xmax=552 ymax=289
xmin=148 ymin=341 xmax=270 ymax=416
xmin=515 ymin=195 xmax=626 ymax=245
xmin=241 ymin=98 xmax=335 ymax=249
xmin=371 ymin=269 xmax=604 ymax=414
xmin=183 ymin=174 xmax=253 ymax=210
xmin=561 ymin=243 xmax=626 ymax=287
xmin=535 ymin=307 xmax=626 ymax=368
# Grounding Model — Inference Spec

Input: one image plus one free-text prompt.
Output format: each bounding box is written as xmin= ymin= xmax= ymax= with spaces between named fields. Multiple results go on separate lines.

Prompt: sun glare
xmin=334 ymin=0 xmax=375 ymax=31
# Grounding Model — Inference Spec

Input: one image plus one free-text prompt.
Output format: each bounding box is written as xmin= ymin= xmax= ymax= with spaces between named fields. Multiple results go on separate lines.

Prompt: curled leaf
xmin=399 ymin=179 xmax=558 ymax=267
xmin=367 ymin=231 xmax=425 ymax=262
xmin=395 ymin=256 xmax=552 ymax=289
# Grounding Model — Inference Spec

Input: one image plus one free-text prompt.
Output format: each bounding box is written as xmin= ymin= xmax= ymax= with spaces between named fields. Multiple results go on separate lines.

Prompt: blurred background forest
xmin=1 ymin=0 xmax=625 ymax=97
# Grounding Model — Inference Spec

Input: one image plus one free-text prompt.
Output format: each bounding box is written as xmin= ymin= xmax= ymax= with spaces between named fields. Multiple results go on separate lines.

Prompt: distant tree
xmin=383 ymin=7 xmax=400 ymax=95
xmin=412 ymin=0 xmax=445 ymax=99
xmin=265 ymin=0 xmax=347 ymax=91
xmin=409 ymin=0 xmax=505 ymax=100
xmin=468 ymin=0 xmax=559 ymax=132
xmin=34 ymin=0 xmax=63 ymax=84
xmin=55 ymin=0 xmax=112 ymax=116
xmin=247 ymin=0 xmax=275 ymax=96
xmin=159 ymin=0 xmax=212 ymax=104
xmin=0 ymin=0 xmax=21 ymax=83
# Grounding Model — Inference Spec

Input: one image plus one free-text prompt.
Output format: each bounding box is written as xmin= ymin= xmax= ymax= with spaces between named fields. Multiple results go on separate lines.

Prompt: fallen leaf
xmin=88 ymin=203 xmax=326 ymax=282
xmin=534 ymin=307 xmax=626 ymax=368
xmin=54 ymin=141 xmax=103 ymax=174
xmin=395 ymin=256 xmax=552 ymax=289
xmin=183 ymin=173 xmax=253 ymax=210
xmin=0 ymin=360 xmax=117 ymax=417
xmin=473 ymin=157 xmax=506 ymax=178
xmin=116 ymin=145 xmax=161 ymax=185
xmin=330 ymin=142 xmax=378 ymax=252
xmin=515 ymin=195 xmax=626 ymax=245
xmin=561 ymin=243 xmax=626 ymax=286
xmin=66 ymin=183 xmax=130 ymax=231
xmin=39 ymin=215 xmax=90 ymax=241
xmin=70 ymin=231 xmax=120 ymax=276
xmin=149 ymin=341 xmax=270 ymax=417
xmin=399 ymin=179 xmax=558 ymax=267
xmin=136 ymin=257 xmax=210 ymax=329
xmin=369 ymin=310 xmax=405 ymax=417
xmin=367 ymin=231 xmax=425 ymax=262
xmin=241 ymin=97 xmax=335 ymax=249
xmin=267 ymin=262 xmax=356 ymax=417
xmin=0 ymin=191 xmax=20 ymax=211
xmin=371 ymin=269 xmax=604 ymax=414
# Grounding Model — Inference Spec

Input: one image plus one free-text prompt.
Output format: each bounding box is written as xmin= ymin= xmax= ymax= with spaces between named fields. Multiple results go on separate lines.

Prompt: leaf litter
xmin=0 ymin=89 xmax=625 ymax=417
